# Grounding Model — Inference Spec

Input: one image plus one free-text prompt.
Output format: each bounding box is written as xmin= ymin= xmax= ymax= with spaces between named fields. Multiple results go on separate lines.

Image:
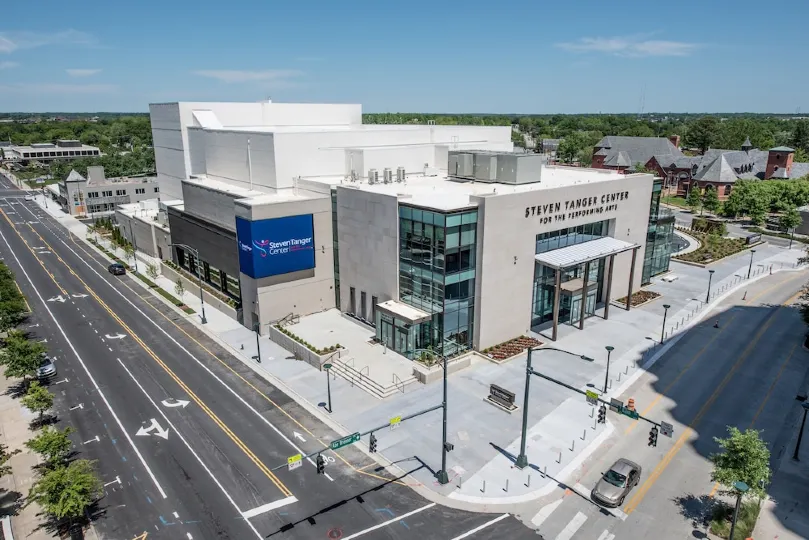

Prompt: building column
xmin=626 ymin=247 xmax=638 ymax=311
xmin=579 ymin=261 xmax=590 ymax=330
xmin=603 ymin=255 xmax=615 ymax=320
xmin=552 ymin=267 xmax=562 ymax=341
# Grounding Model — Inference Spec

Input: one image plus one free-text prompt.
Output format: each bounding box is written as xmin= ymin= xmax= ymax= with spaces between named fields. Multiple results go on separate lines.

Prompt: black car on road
xmin=108 ymin=263 xmax=126 ymax=275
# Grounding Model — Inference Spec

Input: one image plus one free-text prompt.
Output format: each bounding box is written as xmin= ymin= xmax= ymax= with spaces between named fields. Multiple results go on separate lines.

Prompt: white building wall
xmin=335 ymin=186 xmax=399 ymax=316
xmin=187 ymin=128 xmax=207 ymax=176
xmin=202 ymin=131 xmax=276 ymax=192
xmin=181 ymin=182 xmax=241 ymax=231
xmin=472 ymin=173 xmax=653 ymax=351
xmin=150 ymin=103 xmax=187 ymax=201
xmin=360 ymin=146 xmax=435 ymax=178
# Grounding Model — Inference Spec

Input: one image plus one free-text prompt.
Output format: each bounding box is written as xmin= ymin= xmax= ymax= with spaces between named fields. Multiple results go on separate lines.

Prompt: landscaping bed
xmin=274 ymin=324 xmax=341 ymax=356
xmin=616 ymin=289 xmax=661 ymax=308
xmin=709 ymin=499 xmax=761 ymax=539
xmin=482 ymin=336 xmax=542 ymax=361
xmin=673 ymin=232 xmax=750 ymax=264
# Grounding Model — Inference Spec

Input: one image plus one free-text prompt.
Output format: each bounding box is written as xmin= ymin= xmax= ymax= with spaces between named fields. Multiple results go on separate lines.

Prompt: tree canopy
xmin=26 ymin=459 xmax=102 ymax=521
xmin=22 ymin=381 xmax=54 ymax=420
xmin=26 ymin=426 xmax=75 ymax=468
xmin=1 ymin=330 xmax=47 ymax=380
xmin=710 ymin=426 xmax=771 ymax=498
xmin=723 ymin=179 xmax=809 ymax=219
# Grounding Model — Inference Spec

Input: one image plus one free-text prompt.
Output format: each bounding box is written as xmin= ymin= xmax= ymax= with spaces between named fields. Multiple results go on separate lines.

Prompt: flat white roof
xmin=310 ymin=166 xmax=631 ymax=211
xmin=377 ymin=300 xmax=431 ymax=324
xmin=534 ymin=237 xmax=638 ymax=270
xmin=202 ymin=124 xmax=495 ymax=135
xmin=184 ymin=176 xmax=266 ymax=198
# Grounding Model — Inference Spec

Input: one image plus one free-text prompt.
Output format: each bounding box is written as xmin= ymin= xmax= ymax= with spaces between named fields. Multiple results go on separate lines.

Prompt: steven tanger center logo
xmin=253 ymin=236 xmax=313 ymax=257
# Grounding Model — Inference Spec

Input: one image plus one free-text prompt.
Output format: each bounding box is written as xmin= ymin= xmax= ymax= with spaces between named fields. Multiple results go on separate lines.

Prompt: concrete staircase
xmin=329 ymin=356 xmax=418 ymax=399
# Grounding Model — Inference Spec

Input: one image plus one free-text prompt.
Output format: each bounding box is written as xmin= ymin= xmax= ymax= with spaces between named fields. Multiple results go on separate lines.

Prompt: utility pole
xmin=435 ymin=351 xmax=450 ymax=485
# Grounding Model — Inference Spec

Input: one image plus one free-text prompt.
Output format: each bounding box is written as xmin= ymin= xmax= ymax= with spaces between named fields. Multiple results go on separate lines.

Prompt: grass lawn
xmin=673 ymin=232 xmax=749 ymax=264
xmin=709 ymin=499 xmax=761 ymax=539
xmin=662 ymin=195 xmax=689 ymax=208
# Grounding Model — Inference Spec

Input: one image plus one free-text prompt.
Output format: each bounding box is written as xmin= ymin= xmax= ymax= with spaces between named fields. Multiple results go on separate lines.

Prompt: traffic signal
xmin=316 ymin=454 xmax=326 ymax=474
xmin=648 ymin=426 xmax=658 ymax=447
xmin=369 ymin=433 xmax=377 ymax=453
xmin=597 ymin=404 xmax=607 ymax=424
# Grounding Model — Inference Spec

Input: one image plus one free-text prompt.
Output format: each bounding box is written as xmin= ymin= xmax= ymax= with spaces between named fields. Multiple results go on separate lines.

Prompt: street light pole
xmin=661 ymin=304 xmax=671 ymax=344
xmin=515 ymin=346 xmax=595 ymax=469
xmin=706 ymin=269 xmax=715 ymax=303
xmin=728 ymin=481 xmax=749 ymax=540
xmin=792 ymin=402 xmax=809 ymax=461
xmin=324 ymin=365 xmax=333 ymax=413
xmin=435 ymin=351 xmax=450 ymax=485
xmin=252 ymin=322 xmax=262 ymax=364
xmin=747 ymin=249 xmax=756 ymax=279
xmin=170 ymin=243 xmax=208 ymax=324
xmin=604 ymin=345 xmax=614 ymax=394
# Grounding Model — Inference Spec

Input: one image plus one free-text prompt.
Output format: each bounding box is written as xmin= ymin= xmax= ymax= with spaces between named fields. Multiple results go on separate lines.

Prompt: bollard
xmin=608 ymin=379 xmax=612 ymax=389
xmin=481 ymin=480 xmax=486 ymax=493
xmin=458 ymin=476 xmax=463 ymax=488
xmin=582 ymin=428 xmax=586 ymax=441
xmin=543 ymin=465 xmax=548 ymax=477
xmin=593 ymin=417 xmax=597 ymax=430
xmin=617 ymin=372 xmax=622 ymax=382
xmin=625 ymin=365 xmax=629 ymax=374
xmin=557 ymin=451 xmax=562 ymax=463
xmin=590 ymin=406 xmax=595 ymax=418
xmin=570 ymin=439 xmax=575 ymax=451
xmin=504 ymin=479 xmax=509 ymax=492
xmin=526 ymin=474 xmax=531 ymax=487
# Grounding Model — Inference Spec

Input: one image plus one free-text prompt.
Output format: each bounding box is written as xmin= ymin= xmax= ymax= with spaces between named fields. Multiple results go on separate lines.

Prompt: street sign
xmin=609 ymin=398 xmax=623 ymax=413
xmin=389 ymin=415 xmax=402 ymax=431
xmin=660 ymin=421 xmax=674 ymax=438
xmin=287 ymin=453 xmax=303 ymax=471
xmin=619 ymin=406 xmax=640 ymax=420
xmin=330 ymin=432 xmax=361 ymax=451
xmin=585 ymin=390 xmax=599 ymax=406
xmin=323 ymin=363 xmax=333 ymax=370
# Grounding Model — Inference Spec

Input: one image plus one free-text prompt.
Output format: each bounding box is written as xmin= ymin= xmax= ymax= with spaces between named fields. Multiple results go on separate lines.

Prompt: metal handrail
xmin=392 ymin=373 xmax=404 ymax=393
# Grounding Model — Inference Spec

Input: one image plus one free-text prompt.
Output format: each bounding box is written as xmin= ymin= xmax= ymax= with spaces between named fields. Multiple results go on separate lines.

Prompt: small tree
xmin=702 ymin=186 xmax=720 ymax=215
xmin=687 ymin=186 xmax=702 ymax=214
xmin=146 ymin=263 xmax=159 ymax=282
xmin=123 ymin=243 xmax=134 ymax=263
xmin=26 ymin=426 xmax=74 ymax=468
xmin=710 ymin=426 xmax=771 ymax=498
xmin=1 ymin=330 xmax=47 ymax=380
xmin=780 ymin=207 xmax=803 ymax=249
xmin=22 ymin=381 xmax=54 ymax=421
xmin=174 ymin=279 xmax=185 ymax=299
xmin=748 ymin=197 xmax=768 ymax=226
xmin=26 ymin=459 xmax=102 ymax=524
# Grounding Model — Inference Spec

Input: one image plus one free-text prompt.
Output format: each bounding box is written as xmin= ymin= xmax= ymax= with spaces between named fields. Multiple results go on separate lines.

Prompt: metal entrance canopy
xmin=535 ymin=236 xmax=639 ymax=270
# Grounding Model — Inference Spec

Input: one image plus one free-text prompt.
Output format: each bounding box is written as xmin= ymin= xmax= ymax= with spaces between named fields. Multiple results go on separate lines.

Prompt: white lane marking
xmin=449 ymin=513 xmax=510 ymax=540
xmin=324 ymin=472 xmax=334 ymax=481
xmin=596 ymin=531 xmax=615 ymax=540
xmin=103 ymin=476 xmax=121 ymax=487
xmin=342 ymin=503 xmax=436 ymax=539
xmin=293 ymin=431 xmax=306 ymax=442
xmin=108 ymin=347 xmax=113 ymax=352
xmin=186 ymin=534 xmax=193 ymax=539
xmin=173 ymin=511 xmax=179 ymax=519
xmin=83 ymin=435 xmax=100 ymax=444
xmin=37 ymin=219 xmax=334 ymax=481
xmin=116 ymin=357 xmax=263 ymax=539
xmin=241 ymin=496 xmax=298 ymax=519
xmin=555 ymin=512 xmax=587 ymax=540
xmin=531 ymin=498 xmax=564 ymax=527
xmin=0 ymin=226 xmax=168 ymax=499
xmin=136 ymin=418 xmax=170 ymax=439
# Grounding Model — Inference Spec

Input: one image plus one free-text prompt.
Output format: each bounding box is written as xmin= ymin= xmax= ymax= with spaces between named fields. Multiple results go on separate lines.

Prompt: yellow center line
xmin=625 ymin=273 xmax=806 ymax=436
xmin=20 ymin=221 xmax=293 ymax=498
xmin=64 ymin=231 xmax=405 ymax=486
xmin=623 ymin=286 xmax=804 ymax=514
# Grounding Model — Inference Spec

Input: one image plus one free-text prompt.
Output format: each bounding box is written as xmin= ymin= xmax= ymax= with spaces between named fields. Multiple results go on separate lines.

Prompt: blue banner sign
xmin=236 ymin=214 xmax=315 ymax=278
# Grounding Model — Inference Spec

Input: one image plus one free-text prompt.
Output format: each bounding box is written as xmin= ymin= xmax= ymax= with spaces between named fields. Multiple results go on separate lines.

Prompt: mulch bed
xmin=616 ymin=289 xmax=661 ymax=308
xmin=483 ymin=336 xmax=542 ymax=361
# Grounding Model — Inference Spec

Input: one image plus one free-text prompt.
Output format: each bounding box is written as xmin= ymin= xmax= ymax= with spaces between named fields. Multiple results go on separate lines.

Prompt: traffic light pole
xmin=435 ymin=353 xmax=450 ymax=485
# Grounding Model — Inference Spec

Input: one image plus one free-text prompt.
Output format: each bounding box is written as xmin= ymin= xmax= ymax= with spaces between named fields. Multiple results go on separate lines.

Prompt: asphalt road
xmin=665 ymin=203 xmax=795 ymax=248
xmin=0 ymin=195 xmax=537 ymax=539
xmin=527 ymin=269 xmax=809 ymax=540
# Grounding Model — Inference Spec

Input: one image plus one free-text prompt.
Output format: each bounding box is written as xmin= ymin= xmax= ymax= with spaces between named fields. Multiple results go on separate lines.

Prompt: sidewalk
xmin=30 ymin=196 xmax=808 ymax=513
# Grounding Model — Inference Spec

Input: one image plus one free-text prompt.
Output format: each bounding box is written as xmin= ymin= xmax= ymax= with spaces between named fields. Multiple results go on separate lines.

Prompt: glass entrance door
xmin=395 ymin=328 xmax=408 ymax=355
xmin=380 ymin=319 xmax=394 ymax=350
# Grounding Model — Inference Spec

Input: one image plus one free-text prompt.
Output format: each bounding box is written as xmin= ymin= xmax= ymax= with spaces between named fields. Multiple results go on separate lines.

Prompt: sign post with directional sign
xmin=585 ymin=390 xmax=599 ymax=406
xmin=660 ymin=421 xmax=674 ymax=437
xmin=287 ymin=454 xmax=303 ymax=471
xmin=330 ymin=432 xmax=361 ymax=451
xmin=389 ymin=415 xmax=401 ymax=431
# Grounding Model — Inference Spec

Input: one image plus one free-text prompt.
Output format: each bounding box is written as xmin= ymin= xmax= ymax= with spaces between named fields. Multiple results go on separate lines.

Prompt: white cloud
xmin=0 ymin=83 xmax=116 ymax=94
xmin=0 ymin=61 xmax=17 ymax=70
xmin=555 ymin=36 xmax=699 ymax=57
xmin=193 ymin=69 xmax=303 ymax=84
xmin=66 ymin=68 xmax=102 ymax=77
xmin=0 ymin=30 xmax=96 ymax=53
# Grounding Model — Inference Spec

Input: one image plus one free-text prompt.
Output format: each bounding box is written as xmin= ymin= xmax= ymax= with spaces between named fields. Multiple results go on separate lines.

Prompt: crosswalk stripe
xmin=531 ymin=499 xmax=564 ymax=528
xmin=554 ymin=512 xmax=587 ymax=540
xmin=596 ymin=530 xmax=615 ymax=540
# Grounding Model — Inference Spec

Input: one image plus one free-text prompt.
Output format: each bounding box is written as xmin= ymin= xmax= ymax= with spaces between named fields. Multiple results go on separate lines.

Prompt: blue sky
xmin=1 ymin=0 xmax=808 ymax=113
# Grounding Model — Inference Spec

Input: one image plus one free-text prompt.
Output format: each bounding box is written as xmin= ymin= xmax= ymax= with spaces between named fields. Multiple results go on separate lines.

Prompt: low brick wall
xmin=160 ymin=263 xmax=238 ymax=321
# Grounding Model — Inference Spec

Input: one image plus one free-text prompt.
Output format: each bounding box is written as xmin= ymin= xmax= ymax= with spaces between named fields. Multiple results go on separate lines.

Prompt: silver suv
xmin=36 ymin=356 xmax=56 ymax=379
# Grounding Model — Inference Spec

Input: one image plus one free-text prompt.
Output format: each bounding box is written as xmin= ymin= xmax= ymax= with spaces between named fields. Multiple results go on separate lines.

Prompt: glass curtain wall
xmin=393 ymin=205 xmax=478 ymax=359
xmin=642 ymin=178 xmax=675 ymax=284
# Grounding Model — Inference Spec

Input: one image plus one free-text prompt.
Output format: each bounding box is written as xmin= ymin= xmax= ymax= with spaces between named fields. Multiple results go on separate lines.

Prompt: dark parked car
xmin=108 ymin=263 xmax=126 ymax=275
xmin=37 ymin=355 xmax=56 ymax=379
xmin=591 ymin=458 xmax=642 ymax=507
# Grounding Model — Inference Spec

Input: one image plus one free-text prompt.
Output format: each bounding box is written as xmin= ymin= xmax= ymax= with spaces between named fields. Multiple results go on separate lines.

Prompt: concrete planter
xmin=411 ymin=352 xmax=475 ymax=384
xmin=160 ymin=263 xmax=238 ymax=321
xmin=266 ymin=324 xmax=347 ymax=370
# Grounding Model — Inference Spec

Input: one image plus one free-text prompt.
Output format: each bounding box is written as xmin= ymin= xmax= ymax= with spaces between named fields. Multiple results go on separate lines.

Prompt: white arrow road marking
xmin=47 ymin=295 xmax=66 ymax=303
xmin=136 ymin=418 xmax=170 ymax=439
xmin=104 ymin=333 xmax=126 ymax=340
xmin=83 ymin=435 xmax=100 ymax=445
xmin=293 ymin=431 xmax=306 ymax=442
xmin=71 ymin=293 xmax=88 ymax=298
xmin=161 ymin=399 xmax=190 ymax=408
xmin=53 ymin=378 xmax=69 ymax=385
xmin=38 ymin=338 xmax=47 ymax=343
xmin=103 ymin=476 xmax=121 ymax=487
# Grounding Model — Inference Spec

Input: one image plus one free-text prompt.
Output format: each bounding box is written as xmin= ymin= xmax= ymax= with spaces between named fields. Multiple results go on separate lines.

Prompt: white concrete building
xmin=143 ymin=100 xmax=674 ymax=361
xmin=5 ymin=140 xmax=101 ymax=162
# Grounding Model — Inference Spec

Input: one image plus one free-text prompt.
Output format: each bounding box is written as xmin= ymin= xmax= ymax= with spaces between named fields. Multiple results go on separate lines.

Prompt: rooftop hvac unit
xmin=383 ymin=168 xmax=393 ymax=184
xmin=368 ymin=168 xmax=378 ymax=184
xmin=396 ymin=166 xmax=406 ymax=182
